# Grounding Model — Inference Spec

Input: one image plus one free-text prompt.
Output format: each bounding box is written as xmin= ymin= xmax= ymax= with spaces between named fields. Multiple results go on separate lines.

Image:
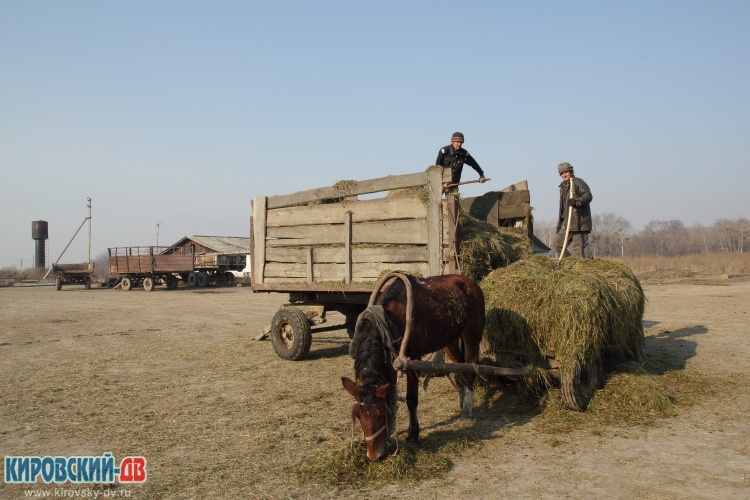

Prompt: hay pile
xmin=456 ymin=212 xmax=531 ymax=282
xmin=480 ymin=256 xmax=646 ymax=368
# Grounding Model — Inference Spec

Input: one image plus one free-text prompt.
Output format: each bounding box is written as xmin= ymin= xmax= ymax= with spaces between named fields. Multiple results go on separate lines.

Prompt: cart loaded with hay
xmin=479 ymin=256 xmax=646 ymax=410
xmin=250 ymin=166 xmax=529 ymax=361
xmin=251 ymin=166 xmax=645 ymax=412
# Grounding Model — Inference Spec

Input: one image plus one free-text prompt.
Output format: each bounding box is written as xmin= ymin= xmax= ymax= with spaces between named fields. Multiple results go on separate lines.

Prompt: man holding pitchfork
xmin=555 ymin=162 xmax=593 ymax=259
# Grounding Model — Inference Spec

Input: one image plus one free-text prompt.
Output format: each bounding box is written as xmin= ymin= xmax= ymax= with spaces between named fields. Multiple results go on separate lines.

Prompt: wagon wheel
xmin=84 ymin=276 xmax=91 ymax=290
xmin=561 ymin=352 xmax=603 ymax=411
xmin=55 ymin=276 xmax=62 ymax=291
xmin=143 ymin=277 xmax=155 ymax=292
xmin=631 ymin=326 xmax=646 ymax=363
xmin=344 ymin=308 xmax=365 ymax=340
xmin=270 ymin=308 xmax=312 ymax=361
xmin=121 ymin=277 xmax=132 ymax=291
xmin=165 ymin=275 xmax=178 ymax=290
xmin=197 ymin=272 xmax=209 ymax=288
xmin=187 ymin=272 xmax=198 ymax=287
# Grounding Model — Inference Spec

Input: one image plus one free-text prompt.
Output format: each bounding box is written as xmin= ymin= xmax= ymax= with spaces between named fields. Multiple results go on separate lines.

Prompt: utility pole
xmin=156 ymin=222 xmax=163 ymax=247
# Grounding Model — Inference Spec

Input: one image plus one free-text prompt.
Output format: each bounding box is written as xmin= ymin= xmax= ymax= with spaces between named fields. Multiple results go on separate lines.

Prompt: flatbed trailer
xmin=108 ymin=246 xmax=194 ymax=291
xmin=52 ymin=262 xmax=94 ymax=291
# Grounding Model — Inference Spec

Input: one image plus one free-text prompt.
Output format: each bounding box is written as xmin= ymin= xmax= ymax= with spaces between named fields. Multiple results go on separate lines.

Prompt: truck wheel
xmin=224 ymin=272 xmax=235 ymax=285
xmin=165 ymin=275 xmax=178 ymax=290
xmin=270 ymin=308 xmax=312 ymax=361
xmin=197 ymin=272 xmax=209 ymax=287
xmin=561 ymin=352 xmax=603 ymax=411
xmin=121 ymin=277 xmax=132 ymax=291
xmin=55 ymin=276 xmax=62 ymax=291
xmin=143 ymin=277 xmax=155 ymax=292
xmin=188 ymin=272 xmax=198 ymax=287
xmin=84 ymin=276 xmax=91 ymax=290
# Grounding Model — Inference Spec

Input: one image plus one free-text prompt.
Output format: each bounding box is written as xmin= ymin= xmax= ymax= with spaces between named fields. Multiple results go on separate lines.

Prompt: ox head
xmin=341 ymin=376 xmax=392 ymax=461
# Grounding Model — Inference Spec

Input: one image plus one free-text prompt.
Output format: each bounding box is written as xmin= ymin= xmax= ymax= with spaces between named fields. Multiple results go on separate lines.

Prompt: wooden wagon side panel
xmin=152 ymin=254 xmax=194 ymax=272
xmin=252 ymin=169 xmax=446 ymax=290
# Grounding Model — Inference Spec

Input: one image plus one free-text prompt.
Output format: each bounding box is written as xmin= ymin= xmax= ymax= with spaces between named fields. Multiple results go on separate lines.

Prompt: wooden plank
xmin=264 ymin=261 xmax=429 ymax=281
xmin=345 ymin=211 xmax=352 ymax=283
xmin=266 ymin=172 xmax=429 ymax=209
xmin=266 ymin=196 xmax=427 ymax=227
xmin=252 ymin=197 xmax=267 ymax=285
xmin=266 ymin=219 xmax=427 ymax=246
xmin=500 ymin=180 xmax=529 ymax=192
xmin=392 ymin=358 xmax=535 ymax=378
xmin=306 ymin=248 xmax=313 ymax=284
xmin=427 ymin=166 xmax=443 ymax=276
xmin=498 ymin=205 xmax=531 ymax=219
xmin=153 ymin=255 xmax=193 ymax=272
xmin=266 ymin=246 xmax=429 ymax=264
xmin=252 ymin=282 xmax=375 ymax=293
xmin=498 ymin=190 xmax=530 ymax=204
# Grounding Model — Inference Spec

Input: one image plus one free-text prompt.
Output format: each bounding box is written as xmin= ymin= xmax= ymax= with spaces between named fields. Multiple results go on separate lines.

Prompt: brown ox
xmin=342 ymin=273 xmax=485 ymax=461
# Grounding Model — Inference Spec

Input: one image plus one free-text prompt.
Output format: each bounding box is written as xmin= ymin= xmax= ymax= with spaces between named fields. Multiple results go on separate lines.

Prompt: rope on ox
xmin=367 ymin=271 xmax=414 ymax=378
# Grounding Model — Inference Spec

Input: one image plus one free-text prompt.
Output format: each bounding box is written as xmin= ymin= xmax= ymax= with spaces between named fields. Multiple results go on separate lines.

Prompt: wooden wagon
xmin=250 ymin=167 xmax=472 ymax=360
xmin=108 ymin=246 xmax=194 ymax=291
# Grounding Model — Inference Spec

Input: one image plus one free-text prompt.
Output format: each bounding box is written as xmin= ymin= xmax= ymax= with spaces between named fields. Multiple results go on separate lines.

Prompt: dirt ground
xmin=1 ymin=278 xmax=749 ymax=499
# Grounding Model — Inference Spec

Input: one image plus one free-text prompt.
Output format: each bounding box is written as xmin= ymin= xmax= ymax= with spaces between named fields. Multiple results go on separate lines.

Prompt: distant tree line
xmin=534 ymin=215 xmax=749 ymax=257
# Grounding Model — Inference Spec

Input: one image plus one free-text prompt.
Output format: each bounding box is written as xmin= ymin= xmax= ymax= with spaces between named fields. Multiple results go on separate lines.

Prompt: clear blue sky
xmin=1 ymin=0 xmax=748 ymax=267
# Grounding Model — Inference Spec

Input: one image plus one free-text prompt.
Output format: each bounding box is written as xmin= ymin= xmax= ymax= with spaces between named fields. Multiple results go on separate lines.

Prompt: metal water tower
xmin=32 ymin=220 xmax=49 ymax=268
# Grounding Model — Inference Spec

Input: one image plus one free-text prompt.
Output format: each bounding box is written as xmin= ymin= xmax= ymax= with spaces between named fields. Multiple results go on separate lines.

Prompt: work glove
xmin=566 ymin=198 xmax=579 ymax=209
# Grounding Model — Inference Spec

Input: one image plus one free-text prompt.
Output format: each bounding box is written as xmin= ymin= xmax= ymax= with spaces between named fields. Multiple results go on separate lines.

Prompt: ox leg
xmin=405 ymin=370 xmax=420 ymax=442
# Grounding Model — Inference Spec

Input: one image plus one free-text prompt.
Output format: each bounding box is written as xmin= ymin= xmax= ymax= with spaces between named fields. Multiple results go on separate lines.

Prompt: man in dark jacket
xmin=435 ymin=132 xmax=486 ymax=190
xmin=555 ymin=162 xmax=593 ymax=258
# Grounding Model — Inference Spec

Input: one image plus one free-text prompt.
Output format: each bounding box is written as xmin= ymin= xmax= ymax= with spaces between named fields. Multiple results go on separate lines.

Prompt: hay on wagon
xmin=455 ymin=210 xmax=531 ymax=282
xmin=480 ymin=256 xmax=646 ymax=370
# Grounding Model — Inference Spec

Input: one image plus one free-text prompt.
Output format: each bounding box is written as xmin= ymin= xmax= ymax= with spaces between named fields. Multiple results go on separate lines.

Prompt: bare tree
xmin=533 ymin=220 xmax=556 ymax=251
xmin=93 ymin=250 xmax=110 ymax=277
xmin=591 ymin=213 xmax=633 ymax=257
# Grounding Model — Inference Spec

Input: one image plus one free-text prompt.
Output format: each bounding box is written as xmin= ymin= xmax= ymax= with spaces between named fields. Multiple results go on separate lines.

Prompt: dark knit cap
xmin=558 ymin=162 xmax=574 ymax=174
xmin=451 ymin=132 xmax=464 ymax=143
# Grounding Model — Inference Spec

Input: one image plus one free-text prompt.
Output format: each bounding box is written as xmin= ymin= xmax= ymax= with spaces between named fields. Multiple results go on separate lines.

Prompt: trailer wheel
xmin=197 ymin=272 xmax=209 ymax=287
xmin=561 ymin=352 xmax=603 ymax=411
xmin=55 ymin=276 xmax=62 ymax=291
xmin=143 ymin=277 xmax=155 ymax=292
xmin=84 ymin=276 xmax=91 ymax=290
xmin=121 ymin=277 xmax=132 ymax=291
xmin=187 ymin=272 xmax=198 ymax=287
xmin=270 ymin=308 xmax=312 ymax=361
xmin=631 ymin=326 xmax=645 ymax=363
xmin=165 ymin=276 xmax=178 ymax=290
xmin=344 ymin=309 xmax=364 ymax=340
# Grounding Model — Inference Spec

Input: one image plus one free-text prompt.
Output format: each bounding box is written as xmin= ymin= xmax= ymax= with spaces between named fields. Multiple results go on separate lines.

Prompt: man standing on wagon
xmin=435 ymin=132 xmax=487 ymax=193
xmin=555 ymin=162 xmax=593 ymax=258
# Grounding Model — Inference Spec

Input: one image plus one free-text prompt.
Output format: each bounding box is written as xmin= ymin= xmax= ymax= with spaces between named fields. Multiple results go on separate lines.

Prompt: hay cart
xmin=108 ymin=246 xmax=195 ymax=291
xmin=51 ymin=262 xmax=94 ymax=291
xmin=251 ymin=170 xmax=625 ymax=411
